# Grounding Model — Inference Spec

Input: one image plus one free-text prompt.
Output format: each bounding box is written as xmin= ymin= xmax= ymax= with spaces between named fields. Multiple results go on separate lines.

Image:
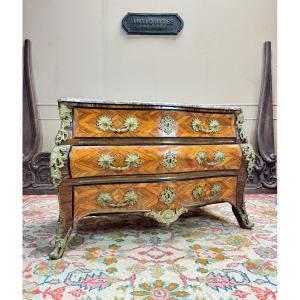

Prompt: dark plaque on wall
xmin=122 ymin=13 xmax=184 ymax=35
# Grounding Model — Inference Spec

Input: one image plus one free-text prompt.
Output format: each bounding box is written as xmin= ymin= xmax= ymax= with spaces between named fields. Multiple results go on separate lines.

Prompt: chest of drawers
xmin=49 ymin=98 xmax=255 ymax=259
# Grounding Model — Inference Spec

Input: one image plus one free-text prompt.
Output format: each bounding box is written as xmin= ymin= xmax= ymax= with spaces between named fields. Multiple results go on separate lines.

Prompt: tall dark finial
xmin=23 ymin=39 xmax=40 ymax=161
xmin=251 ymin=41 xmax=277 ymax=190
xmin=23 ymin=39 xmax=55 ymax=194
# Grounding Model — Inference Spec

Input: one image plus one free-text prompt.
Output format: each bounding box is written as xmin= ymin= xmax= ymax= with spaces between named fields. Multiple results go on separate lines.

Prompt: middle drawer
xmin=69 ymin=145 xmax=242 ymax=178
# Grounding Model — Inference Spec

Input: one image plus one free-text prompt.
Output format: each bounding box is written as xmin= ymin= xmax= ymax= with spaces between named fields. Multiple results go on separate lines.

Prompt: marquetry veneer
xmin=74 ymin=108 xmax=236 ymax=138
xmin=69 ymin=145 xmax=242 ymax=178
xmin=49 ymin=98 xmax=255 ymax=259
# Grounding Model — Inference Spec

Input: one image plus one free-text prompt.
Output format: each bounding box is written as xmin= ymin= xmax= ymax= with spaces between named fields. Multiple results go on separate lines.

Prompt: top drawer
xmin=73 ymin=108 xmax=236 ymax=138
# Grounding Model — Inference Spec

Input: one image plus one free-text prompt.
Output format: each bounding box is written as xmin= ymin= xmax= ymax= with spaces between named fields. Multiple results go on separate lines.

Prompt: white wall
xmin=23 ymin=0 xmax=277 ymax=151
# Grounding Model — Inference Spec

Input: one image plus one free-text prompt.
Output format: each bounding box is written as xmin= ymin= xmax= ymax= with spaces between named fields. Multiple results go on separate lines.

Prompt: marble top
xmin=58 ymin=97 xmax=241 ymax=111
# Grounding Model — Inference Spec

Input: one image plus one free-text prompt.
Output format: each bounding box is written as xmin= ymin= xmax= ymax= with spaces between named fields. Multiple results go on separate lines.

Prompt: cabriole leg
xmin=49 ymin=217 xmax=73 ymax=260
xmin=233 ymin=145 xmax=255 ymax=229
xmin=232 ymin=203 xmax=254 ymax=229
xmin=49 ymin=183 xmax=73 ymax=260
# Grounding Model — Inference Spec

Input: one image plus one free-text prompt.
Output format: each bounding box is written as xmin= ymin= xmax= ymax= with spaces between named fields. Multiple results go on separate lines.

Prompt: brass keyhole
xmin=161 ymin=151 xmax=177 ymax=170
xmin=160 ymin=187 xmax=176 ymax=205
xmin=159 ymin=116 xmax=176 ymax=135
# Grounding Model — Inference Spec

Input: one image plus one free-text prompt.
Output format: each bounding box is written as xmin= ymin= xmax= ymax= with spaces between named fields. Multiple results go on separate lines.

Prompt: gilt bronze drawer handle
xmin=97 ymin=191 xmax=138 ymax=208
xmin=97 ymin=115 xmax=139 ymax=133
xmin=160 ymin=187 xmax=176 ymax=205
xmin=98 ymin=153 xmax=140 ymax=171
xmin=192 ymin=118 xmax=220 ymax=133
xmin=192 ymin=184 xmax=221 ymax=201
xmin=195 ymin=150 xmax=225 ymax=166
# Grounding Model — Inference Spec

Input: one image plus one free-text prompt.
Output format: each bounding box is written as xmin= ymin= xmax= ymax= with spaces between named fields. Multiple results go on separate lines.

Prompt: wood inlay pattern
xmin=74 ymin=108 xmax=236 ymax=138
xmin=69 ymin=145 xmax=242 ymax=178
xmin=74 ymin=176 xmax=237 ymax=222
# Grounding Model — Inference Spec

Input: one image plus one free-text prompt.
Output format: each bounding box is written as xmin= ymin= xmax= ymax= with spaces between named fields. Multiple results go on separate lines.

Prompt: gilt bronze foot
xmin=232 ymin=204 xmax=254 ymax=229
xmin=49 ymin=219 xmax=73 ymax=260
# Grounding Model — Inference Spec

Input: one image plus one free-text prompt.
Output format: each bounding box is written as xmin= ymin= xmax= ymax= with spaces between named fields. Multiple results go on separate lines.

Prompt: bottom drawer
xmin=74 ymin=176 xmax=237 ymax=222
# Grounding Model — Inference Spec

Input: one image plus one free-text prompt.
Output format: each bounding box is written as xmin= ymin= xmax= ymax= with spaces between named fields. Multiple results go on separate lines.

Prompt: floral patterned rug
xmin=23 ymin=194 xmax=277 ymax=300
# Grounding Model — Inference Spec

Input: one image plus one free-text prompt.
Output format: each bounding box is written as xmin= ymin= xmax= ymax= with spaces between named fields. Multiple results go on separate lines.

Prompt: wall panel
xmin=24 ymin=0 xmax=277 ymax=151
